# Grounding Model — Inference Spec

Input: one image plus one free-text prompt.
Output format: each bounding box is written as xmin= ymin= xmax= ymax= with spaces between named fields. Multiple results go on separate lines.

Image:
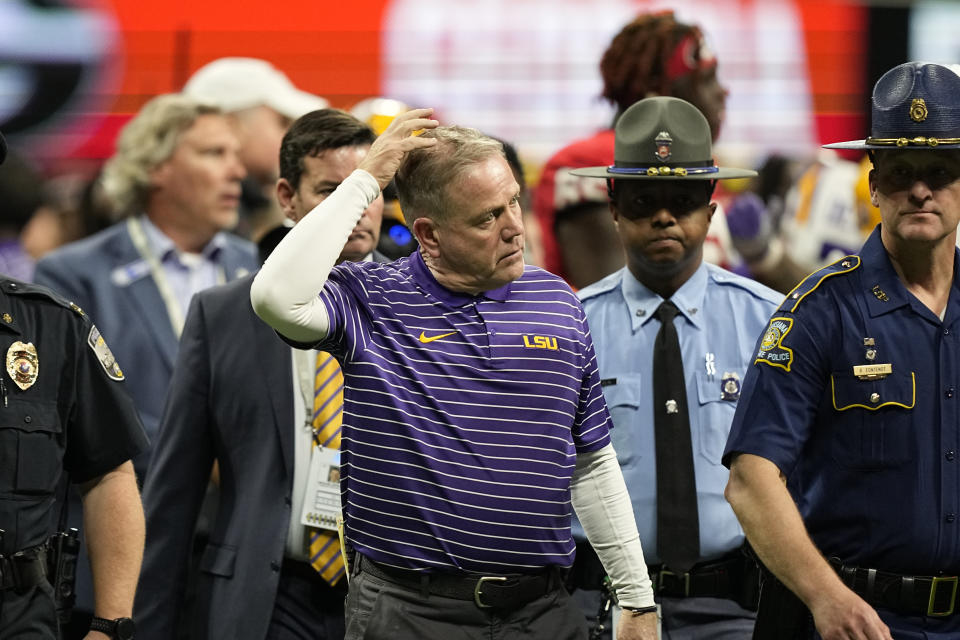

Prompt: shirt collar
xmin=861 ymin=224 xmax=960 ymax=322
xmin=621 ymin=261 xmax=708 ymax=332
xmin=409 ymin=249 xmax=512 ymax=306
xmin=139 ymin=214 xmax=226 ymax=264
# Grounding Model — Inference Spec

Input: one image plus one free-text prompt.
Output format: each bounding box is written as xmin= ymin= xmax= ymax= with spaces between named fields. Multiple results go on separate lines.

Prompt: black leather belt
xmin=831 ymin=558 xmax=960 ymax=617
xmin=650 ymin=553 xmax=749 ymax=599
xmin=355 ymin=554 xmax=562 ymax=610
xmin=0 ymin=544 xmax=48 ymax=593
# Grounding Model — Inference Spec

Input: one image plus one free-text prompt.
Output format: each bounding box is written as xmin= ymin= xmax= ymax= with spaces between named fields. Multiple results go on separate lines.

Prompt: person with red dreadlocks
xmin=532 ymin=11 xmax=733 ymax=290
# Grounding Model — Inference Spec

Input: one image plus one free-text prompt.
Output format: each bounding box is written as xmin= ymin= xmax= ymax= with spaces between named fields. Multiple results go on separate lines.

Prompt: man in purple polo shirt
xmin=252 ymin=108 xmax=656 ymax=640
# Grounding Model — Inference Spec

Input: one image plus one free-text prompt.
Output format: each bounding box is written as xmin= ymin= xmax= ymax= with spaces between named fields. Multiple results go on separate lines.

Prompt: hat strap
xmin=608 ymin=165 xmax=719 ymax=177
xmin=865 ymin=136 xmax=960 ymax=148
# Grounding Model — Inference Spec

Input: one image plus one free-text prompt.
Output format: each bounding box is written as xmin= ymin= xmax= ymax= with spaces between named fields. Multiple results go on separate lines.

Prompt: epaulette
xmin=706 ymin=264 xmax=782 ymax=305
xmin=577 ymin=270 xmax=622 ymax=302
xmin=777 ymin=255 xmax=860 ymax=313
xmin=0 ymin=279 xmax=86 ymax=317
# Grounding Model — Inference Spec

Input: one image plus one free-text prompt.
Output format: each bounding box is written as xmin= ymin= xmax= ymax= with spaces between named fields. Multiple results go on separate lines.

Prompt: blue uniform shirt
xmin=725 ymin=226 xmax=960 ymax=576
xmin=580 ymin=262 xmax=780 ymax=564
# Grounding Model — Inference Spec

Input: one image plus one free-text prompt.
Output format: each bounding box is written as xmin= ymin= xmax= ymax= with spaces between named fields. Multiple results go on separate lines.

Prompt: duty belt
xmin=355 ymin=554 xmax=562 ymax=610
xmin=0 ymin=544 xmax=48 ymax=593
xmin=831 ymin=558 xmax=960 ymax=617
xmin=650 ymin=553 xmax=749 ymax=599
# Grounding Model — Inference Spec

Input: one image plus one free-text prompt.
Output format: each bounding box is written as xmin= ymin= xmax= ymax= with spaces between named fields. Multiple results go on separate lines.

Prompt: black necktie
xmin=653 ymin=300 xmax=700 ymax=573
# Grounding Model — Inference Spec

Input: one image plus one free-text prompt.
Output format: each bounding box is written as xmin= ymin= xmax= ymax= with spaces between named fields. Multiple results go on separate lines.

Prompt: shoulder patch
xmin=778 ymin=255 xmax=860 ymax=313
xmin=755 ymin=317 xmax=795 ymax=371
xmin=87 ymin=325 xmax=124 ymax=381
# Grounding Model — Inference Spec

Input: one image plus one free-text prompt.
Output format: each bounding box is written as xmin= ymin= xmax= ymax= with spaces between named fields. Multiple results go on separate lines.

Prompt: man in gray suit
xmin=136 ymin=109 xmax=387 ymax=640
xmin=35 ymin=93 xmax=258 ymax=470
xmin=33 ymin=94 xmax=259 ymax=631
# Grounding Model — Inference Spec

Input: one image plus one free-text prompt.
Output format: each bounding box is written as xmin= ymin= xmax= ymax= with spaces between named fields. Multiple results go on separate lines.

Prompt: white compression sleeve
xmin=250 ymin=169 xmax=381 ymax=343
xmin=571 ymin=443 xmax=655 ymax=609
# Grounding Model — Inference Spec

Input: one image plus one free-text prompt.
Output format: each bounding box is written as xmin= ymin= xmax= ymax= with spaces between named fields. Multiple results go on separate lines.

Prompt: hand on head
xmin=358 ymin=108 xmax=439 ymax=190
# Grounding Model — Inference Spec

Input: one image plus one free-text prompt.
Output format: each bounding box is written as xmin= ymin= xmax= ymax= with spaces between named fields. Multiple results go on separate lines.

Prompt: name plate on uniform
xmin=300 ymin=446 xmax=342 ymax=532
xmin=853 ymin=363 xmax=892 ymax=380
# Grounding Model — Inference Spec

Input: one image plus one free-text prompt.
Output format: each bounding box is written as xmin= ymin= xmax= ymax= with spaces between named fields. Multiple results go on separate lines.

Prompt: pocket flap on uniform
xmin=831 ymin=370 xmax=916 ymax=411
xmin=0 ymin=398 xmax=61 ymax=434
xmin=601 ymin=375 xmax=642 ymax=409
xmin=199 ymin=542 xmax=237 ymax=577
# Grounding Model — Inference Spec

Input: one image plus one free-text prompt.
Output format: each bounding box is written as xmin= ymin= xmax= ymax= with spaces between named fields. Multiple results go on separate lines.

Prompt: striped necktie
xmin=308 ymin=351 xmax=345 ymax=585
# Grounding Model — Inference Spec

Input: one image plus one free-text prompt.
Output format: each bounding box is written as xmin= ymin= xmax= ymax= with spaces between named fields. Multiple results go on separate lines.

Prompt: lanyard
xmin=126 ymin=217 xmax=226 ymax=338
xmin=293 ymin=348 xmax=318 ymax=432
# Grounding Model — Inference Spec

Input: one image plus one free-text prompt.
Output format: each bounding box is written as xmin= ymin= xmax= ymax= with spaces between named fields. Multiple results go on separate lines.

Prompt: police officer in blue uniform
xmin=0 ymin=130 xmax=149 ymax=639
xmin=724 ymin=62 xmax=960 ymax=640
xmin=572 ymin=96 xmax=781 ymax=638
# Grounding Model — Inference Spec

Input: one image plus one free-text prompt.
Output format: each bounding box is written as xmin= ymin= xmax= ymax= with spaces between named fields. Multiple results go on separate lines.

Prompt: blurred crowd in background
xmin=0 ymin=0 xmax=955 ymax=297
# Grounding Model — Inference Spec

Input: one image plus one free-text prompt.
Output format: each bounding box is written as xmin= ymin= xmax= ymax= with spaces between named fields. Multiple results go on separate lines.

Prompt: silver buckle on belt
xmin=657 ymin=569 xmax=691 ymax=597
xmin=474 ymin=576 xmax=508 ymax=608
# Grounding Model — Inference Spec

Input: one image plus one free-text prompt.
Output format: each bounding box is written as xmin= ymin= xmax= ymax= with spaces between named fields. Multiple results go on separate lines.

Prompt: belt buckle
xmin=928 ymin=575 xmax=959 ymax=617
xmin=657 ymin=569 xmax=691 ymax=597
xmin=474 ymin=576 xmax=507 ymax=609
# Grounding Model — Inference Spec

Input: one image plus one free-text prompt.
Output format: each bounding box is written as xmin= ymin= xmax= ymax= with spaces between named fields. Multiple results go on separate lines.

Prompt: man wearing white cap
xmin=184 ymin=57 xmax=329 ymax=240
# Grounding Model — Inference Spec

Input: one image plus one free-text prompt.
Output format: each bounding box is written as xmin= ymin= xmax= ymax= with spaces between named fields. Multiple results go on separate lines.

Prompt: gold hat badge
xmin=6 ymin=341 xmax=38 ymax=390
xmin=910 ymin=98 xmax=928 ymax=123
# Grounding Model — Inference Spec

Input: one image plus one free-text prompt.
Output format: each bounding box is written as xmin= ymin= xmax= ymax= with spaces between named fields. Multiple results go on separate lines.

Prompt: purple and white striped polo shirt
xmin=314 ymin=249 xmax=612 ymax=574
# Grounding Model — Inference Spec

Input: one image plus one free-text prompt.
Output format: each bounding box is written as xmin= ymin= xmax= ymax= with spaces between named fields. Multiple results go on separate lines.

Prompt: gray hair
xmin=101 ymin=94 xmax=221 ymax=215
xmin=395 ymin=126 xmax=505 ymax=223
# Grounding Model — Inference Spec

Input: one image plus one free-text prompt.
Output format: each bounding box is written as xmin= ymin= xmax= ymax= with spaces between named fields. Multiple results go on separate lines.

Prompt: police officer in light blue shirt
xmin=573 ymin=96 xmax=781 ymax=639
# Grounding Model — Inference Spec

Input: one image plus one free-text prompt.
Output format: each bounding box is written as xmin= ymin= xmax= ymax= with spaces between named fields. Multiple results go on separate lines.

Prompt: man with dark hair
xmin=725 ymin=62 xmax=960 ymax=640
xmin=0 ymin=130 xmax=149 ymax=640
xmin=533 ymin=10 xmax=730 ymax=288
xmin=136 ymin=108 xmax=385 ymax=640
xmin=252 ymin=109 xmax=657 ymax=640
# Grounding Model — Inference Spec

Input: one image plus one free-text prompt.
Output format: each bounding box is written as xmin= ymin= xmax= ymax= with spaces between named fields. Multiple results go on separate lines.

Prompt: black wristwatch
xmin=89 ymin=616 xmax=135 ymax=640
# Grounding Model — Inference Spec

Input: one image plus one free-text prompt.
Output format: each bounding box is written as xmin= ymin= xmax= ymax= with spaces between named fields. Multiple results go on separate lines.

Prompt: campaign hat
xmin=824 ymin=62 xmax=960 ymax=150
xmin=571 ymin=96 xmax=755 ymax=181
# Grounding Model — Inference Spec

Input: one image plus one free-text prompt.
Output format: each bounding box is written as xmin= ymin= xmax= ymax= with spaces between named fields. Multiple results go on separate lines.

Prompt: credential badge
xmin=6 ymin=341 xmax=38 ymax=390
xmin=720 ymin=371 xmax=741 ymax=401
xmin=655 ymin=131 xmax=673 ymax=162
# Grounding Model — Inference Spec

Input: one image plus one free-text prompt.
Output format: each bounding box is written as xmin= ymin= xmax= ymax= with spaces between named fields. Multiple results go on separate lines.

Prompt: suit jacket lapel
xmin=246 ymin=288 xmax=295 ymax=474
xmin=111 ymin=226 xmax=179 ymax=370
xmin=220 ymin=240 xmax=255 ymax=281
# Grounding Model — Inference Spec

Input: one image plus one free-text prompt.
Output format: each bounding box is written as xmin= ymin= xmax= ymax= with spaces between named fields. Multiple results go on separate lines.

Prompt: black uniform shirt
xmin=0 ymin=278 xmax=147 ymax=556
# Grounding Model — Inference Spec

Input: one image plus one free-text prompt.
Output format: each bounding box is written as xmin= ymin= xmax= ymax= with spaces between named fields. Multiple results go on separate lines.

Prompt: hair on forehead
xmin=394 ymin=125 xmax=505 ymax=223
xmin=101 ymin=93 xmax=221 ymax=216
xmin=280 ymin=108 xmax=376 ymax=190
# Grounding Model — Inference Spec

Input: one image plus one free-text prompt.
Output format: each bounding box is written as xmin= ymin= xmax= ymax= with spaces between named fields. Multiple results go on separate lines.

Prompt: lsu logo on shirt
xmin=523 ymin=335 xmax=558 ymax=350
xmin=755 ymin=317 xmax=794 ymax=371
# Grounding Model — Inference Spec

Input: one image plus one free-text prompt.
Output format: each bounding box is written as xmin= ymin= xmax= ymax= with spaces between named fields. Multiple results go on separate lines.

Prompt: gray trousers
xmin=345 ymin=566 xmax=589 ymax=640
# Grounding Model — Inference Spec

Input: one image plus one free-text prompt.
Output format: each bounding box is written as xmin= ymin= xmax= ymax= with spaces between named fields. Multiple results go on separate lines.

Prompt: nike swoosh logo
xmin=419 ymin=331 xmax=456 ymax=344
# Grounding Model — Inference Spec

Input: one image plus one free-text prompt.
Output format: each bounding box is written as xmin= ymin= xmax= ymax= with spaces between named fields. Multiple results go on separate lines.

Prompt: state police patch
xmin=88 ymin=325 xmax=124 ymax=381
xmin=755 ymin=317 xmax=794 ymax=371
